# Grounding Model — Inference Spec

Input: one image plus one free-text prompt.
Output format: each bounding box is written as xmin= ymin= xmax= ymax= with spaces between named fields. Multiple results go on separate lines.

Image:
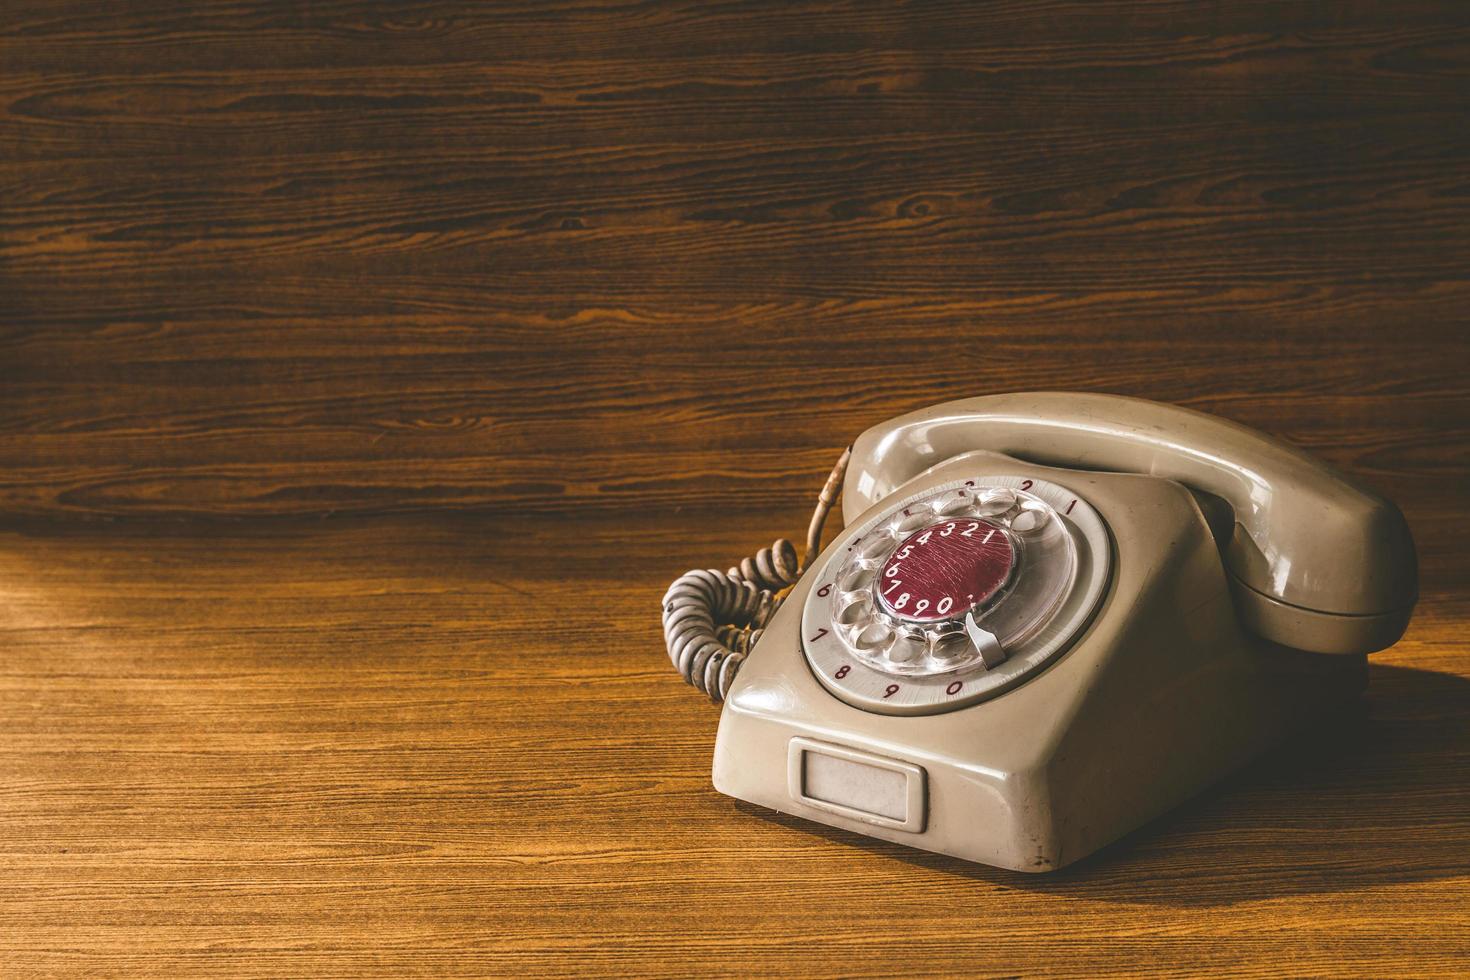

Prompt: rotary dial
xmin=801 ymin=475 xmax=1111 ymax=715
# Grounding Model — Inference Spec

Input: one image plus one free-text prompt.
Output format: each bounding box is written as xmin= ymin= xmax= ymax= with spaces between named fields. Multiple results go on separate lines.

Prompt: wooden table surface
xmin=3 ymin=2 xmax=1468 ymax=976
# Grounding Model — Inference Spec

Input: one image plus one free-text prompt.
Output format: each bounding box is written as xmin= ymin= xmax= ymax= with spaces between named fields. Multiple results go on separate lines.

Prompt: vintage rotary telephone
xmin=662 ymin=393 xmax=1418 ymax=871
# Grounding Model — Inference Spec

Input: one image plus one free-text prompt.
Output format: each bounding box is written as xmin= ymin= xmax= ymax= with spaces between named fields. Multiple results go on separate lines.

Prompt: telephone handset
xmin=662 ymin=393 xmax=1417 ymax=871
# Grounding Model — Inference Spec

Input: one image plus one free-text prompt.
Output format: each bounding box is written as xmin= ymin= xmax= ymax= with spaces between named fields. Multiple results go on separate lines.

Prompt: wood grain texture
xmin=0 ymin=512 xmax=1466 ymax=977
xmin=1 ymin=0 xmax=1468 ymax=976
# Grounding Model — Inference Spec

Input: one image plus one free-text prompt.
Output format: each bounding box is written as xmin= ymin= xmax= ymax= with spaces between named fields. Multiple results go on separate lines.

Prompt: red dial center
xmin=876 ymin=519 xmax=1015 ymax=623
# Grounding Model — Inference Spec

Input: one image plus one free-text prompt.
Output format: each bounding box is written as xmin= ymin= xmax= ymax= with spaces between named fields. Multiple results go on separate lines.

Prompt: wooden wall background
xmin=1 ymin=1 xmax=1467 ymax=976
xmin=3 ymin=0 xmax=1467 ymax=525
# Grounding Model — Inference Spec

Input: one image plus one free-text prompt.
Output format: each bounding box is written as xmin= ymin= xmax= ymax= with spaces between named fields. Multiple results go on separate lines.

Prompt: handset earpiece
xmin=845 ymin=392 xmax=1417 ymax=655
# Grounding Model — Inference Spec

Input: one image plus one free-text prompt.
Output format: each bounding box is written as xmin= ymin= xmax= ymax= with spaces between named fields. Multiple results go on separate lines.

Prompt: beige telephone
xmin=662 ymin=393 xmax=1417 ymax=871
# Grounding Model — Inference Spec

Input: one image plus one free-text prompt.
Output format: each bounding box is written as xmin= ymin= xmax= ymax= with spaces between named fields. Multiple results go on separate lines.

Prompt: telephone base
xmin=714 ymin=647 xmax=1363 ymax=872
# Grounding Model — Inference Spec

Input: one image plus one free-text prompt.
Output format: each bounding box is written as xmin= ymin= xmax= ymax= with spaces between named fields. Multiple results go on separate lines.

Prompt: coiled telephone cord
xmin=662 ymin=448 xmax=850 ymax=702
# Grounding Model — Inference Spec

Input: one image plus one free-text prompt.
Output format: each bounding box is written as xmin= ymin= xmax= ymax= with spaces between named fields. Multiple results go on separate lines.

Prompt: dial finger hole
xmin=839 ymin=563 xmax=874 ymax=591
xmin=932 ymin=490 xmax=972 ymax=516
xmin=931 ymin=630 xmax=972 ymax=664
xmin=887 ymin=633 xmax=924 ymax=663
xmin=974 ymin=488 xmax=1017 ymax=516
xmin=837 ymin=597 xmax=872 ymax=626
xmin=893 ymin=512 xmax=930 ymax=535
xmin=855 ymin=621 xmax=894 ymax=651
xmin=1011 ymin=503 xmax=1051 ymax=533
